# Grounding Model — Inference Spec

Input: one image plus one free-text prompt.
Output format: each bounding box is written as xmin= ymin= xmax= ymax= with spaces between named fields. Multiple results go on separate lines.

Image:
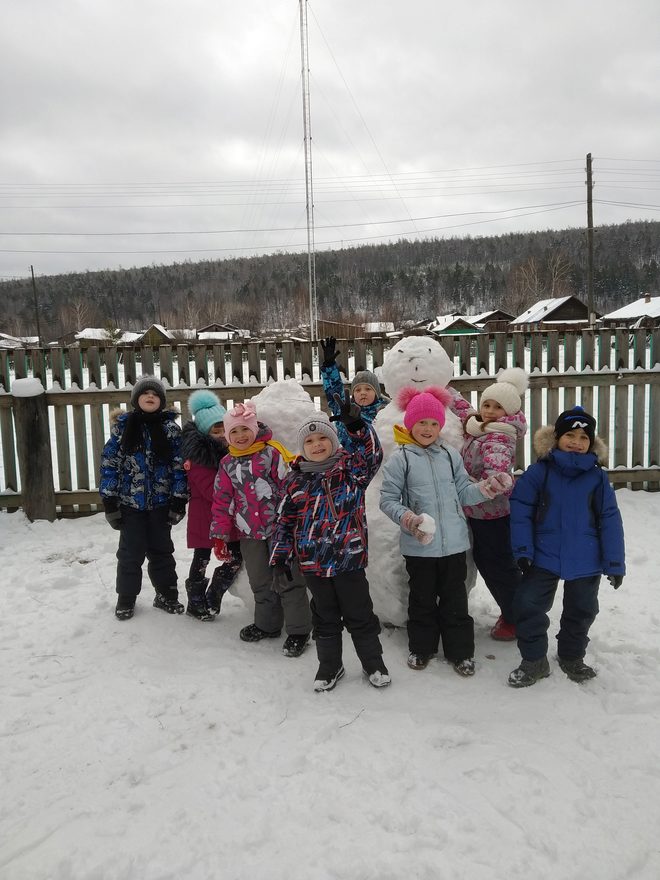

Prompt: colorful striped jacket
xmin=270 ymin=424 xmax=383 ymax=577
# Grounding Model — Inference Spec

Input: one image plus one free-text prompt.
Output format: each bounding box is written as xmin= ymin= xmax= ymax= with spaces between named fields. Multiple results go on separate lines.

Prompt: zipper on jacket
xmin=425 ymin=448 xmax=446 ymax=555
xmin=323 ymin=478 xmax=338 ymax=520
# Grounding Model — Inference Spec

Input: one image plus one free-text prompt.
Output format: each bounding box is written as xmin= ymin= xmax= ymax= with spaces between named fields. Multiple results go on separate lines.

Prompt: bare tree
xmin=546 ymin=251 xmax=573 ymax=298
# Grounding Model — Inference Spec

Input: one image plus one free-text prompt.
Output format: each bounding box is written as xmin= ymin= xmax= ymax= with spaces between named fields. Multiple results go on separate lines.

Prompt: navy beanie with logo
xmin=554 ymin=405 xmax=596 ymax=446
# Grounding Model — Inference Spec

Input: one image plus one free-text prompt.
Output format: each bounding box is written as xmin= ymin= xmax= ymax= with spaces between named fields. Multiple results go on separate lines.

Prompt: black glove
xmin=103 ymin=499 xmax=122 ymax=531
xmin=331 ymin=391 xmax=364 ymax=431
xmin=517 ymin=557 xmax=532 ymax=575
xmin=168 ymin=498 xmax=187 ymax=526
xmin=271 ymin=562 xmax=293 ymax=594
xmin=607 ymin=575 xmax=623 ymax=590
xmin=320 ymin=336 xmax=339 ymax=367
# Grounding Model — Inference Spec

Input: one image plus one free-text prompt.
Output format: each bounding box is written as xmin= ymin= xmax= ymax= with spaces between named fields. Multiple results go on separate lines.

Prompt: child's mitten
xmin=103 ymin=499 xmax=122 ymax=530
xmin=478 ymin=472 xmax=513 ymax=499
xmin=167 ymin=498 xmax=186 ymax=526
xmin=213 ymin=539 xmax=232 ymax=562
xmin=607 ymin=575 xmax=623 ymax=590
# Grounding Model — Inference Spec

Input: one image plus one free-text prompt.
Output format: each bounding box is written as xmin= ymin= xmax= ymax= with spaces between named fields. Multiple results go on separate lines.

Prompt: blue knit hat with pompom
xmin=189 ymin=389 xmax=226 ymax=436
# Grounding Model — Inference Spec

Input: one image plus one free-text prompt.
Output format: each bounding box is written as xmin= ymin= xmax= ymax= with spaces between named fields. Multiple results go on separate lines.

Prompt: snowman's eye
xmin=428 ymin=348 xmax=431 ymax=353
xmin=397 ymin=349 xmax=403 ymax=353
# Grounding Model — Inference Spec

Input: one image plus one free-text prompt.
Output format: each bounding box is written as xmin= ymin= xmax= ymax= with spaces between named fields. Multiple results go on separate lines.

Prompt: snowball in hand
xmin=417 ymin=513 xmax=436 ymax=535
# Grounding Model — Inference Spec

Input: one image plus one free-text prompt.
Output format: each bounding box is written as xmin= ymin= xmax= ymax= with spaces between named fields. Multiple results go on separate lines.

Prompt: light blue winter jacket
xmin=379 ymin=440 xmax=486 ymax=558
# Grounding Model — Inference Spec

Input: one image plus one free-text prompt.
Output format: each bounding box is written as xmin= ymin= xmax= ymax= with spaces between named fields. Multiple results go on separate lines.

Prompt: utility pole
xmin=586 ymin=153 xmax=595 ymax=326
xmin=30 ymin=265 xmax=43 ymax=347
xmin=299 ymin=0 xmax=318 ymax=341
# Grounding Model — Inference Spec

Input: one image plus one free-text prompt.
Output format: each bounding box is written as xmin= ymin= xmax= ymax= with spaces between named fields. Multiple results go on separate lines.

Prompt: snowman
xmin=365 ymin=333 xmax=476 ymax=625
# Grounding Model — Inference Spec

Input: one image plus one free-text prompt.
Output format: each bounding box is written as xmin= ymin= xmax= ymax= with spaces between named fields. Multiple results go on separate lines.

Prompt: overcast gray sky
xmin=1 ymin=0 xmax=659 ymax=281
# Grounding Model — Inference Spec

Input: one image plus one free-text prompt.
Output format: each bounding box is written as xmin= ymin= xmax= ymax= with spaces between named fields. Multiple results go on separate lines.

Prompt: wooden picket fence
xmin=0 ymin=329 xmax=659 ymax=517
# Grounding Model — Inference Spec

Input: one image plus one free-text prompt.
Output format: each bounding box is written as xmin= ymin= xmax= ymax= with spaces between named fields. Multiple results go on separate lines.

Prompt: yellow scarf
xmin=393 ymin=424 xmax=420 ymax=446
xmin=228 ymin=438 xmax=296 ymax=463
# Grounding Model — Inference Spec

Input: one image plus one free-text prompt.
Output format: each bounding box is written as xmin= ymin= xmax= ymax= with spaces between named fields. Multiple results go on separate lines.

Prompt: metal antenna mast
xmin=299 ymin=0 xmax=318 ymax=340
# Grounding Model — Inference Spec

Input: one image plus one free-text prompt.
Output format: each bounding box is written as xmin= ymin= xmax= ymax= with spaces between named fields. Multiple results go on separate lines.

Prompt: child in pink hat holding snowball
xmin=379 ymin=386 xmax=511 ymax=677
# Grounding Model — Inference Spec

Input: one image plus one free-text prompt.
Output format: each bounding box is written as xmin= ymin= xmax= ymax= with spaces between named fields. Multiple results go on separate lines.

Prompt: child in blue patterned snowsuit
xmin=99 ymin=375 xmax=188 ymax=620
xmin=270 ymin=397 xmax=388 ymax=692
xmin=319 ymin=336 xmax=388 ymax=452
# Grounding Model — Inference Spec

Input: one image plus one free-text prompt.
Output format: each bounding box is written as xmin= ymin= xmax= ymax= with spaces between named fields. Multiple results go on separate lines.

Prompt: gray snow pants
xmin=240 ymin=537 xmax=311 ymax=635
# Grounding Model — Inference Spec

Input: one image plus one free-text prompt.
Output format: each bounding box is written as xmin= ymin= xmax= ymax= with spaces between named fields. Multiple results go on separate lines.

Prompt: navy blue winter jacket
xmin=510 ymin=433 xmax=625 ymax=581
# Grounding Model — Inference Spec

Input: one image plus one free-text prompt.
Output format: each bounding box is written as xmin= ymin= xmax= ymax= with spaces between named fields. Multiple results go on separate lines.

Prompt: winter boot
xmin=206 ymin=565 xmax=235 ymax=616
xmin=282 ymin=633 xmax=311 ymax=658
xmin=313 ymin=635 xmax=343 ymax=691
xmin=239 ymin=623 xmax=281 ymax=642
xmin=407 ymin=652 xmax=432 ymax=671
xmin=453 ymin=658 xmax=476 ymax=677
xmin=185 ymin=578 xmax=214 ymax=622
xmin=314 ymin=666 xmax=345 ymax=692
xmin=115 ymin=595 xmax=136 ymax=621
xmin=490 ymin=615 xmax=516 ymax=641
xmin=153 ymin=589 xmax=185 ymax=615
xmin=362 ymin=659 xmax=391 ymax=688
xmin=558 ymin=657 xmax=597 ymax=683
xmin=508 ymin=656 xmax=551 ymax=688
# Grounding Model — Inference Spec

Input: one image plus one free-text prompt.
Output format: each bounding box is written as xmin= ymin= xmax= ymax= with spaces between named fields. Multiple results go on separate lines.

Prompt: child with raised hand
xmin=270 ymin=395 xmax=388 ymax=692
xmin=379 ymin=386 xmax=512 ymax=677
xmin=461 ymin=368 xmax=528 ymax=641
xmin=181 ymin=390 xmax=242 ymax=622
xmin=507 ymin=406 xmax=625 ymax=688
xmin=100 ymin=375 xmax=188 ymax=621
xmin=210 ymin=400 xmax=312 ymax=657
xmin=319 ymin=336 xmax=388 ymax=451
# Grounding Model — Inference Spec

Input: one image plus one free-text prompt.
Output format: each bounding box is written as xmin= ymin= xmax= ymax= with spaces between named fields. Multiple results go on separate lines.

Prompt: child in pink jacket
xmin=210 ymin=400 xmax=312 ymax=657
xmin=461 ymin=368 xmax=528 ymax=641
xmin=181 ymin=390 xmax=242 ymax=621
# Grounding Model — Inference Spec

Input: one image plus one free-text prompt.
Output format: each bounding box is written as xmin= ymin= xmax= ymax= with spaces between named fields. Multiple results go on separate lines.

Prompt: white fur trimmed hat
xmin=479 ymin=368 xmax=529 ymax=415
xmin=297 ymin=414 xmax=340 ymax=459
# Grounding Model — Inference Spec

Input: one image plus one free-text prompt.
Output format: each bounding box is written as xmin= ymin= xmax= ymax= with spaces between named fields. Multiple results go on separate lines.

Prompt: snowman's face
xmin=381 ymin=336 xmax=454 ymax=397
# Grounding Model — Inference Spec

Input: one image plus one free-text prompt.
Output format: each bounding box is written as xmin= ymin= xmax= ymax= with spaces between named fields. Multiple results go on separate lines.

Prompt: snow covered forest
xmin=1 ymin=220 xmax=659 ymax=338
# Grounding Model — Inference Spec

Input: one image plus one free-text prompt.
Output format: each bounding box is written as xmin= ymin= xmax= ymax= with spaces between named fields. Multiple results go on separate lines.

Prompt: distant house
xmin=0 ymin=332 xmax=26 ymax=349
xmin=601 ymin=294 xmax=660 ymax=329
xmin=50 ymin=330 xmax=79 ymax=347
xmin=135 ymin=324 xmax=176 ymax=347
xmin=510 ymin=296 xmax=591 ymax=331
xmin=197 ymin=323 xmax=251 ymax=341
xmin=427 ymin=314 xmax=482 ymax=336
xmin=75 ymin=328 xmax=142 ymax=349
xmin=317 ymin=320 xmax=363 ymax=340
xmin=467 ymin=309 xmax=514 ymax=332
xmin=362 ymin=321 xmax=395 ymax=338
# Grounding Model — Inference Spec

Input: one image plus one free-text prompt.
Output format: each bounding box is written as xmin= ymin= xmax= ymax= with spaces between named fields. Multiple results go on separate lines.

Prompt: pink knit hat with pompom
xmin=397 ymin=386 xmax=453 ymax=432
xmin=223 ymin=400 xmax=258 ymax=441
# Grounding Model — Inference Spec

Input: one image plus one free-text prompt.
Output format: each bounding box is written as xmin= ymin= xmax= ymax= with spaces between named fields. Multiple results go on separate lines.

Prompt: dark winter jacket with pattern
xmin=321 ymin=361 xmax=387 ymax=452
xmin=270 ymin=424 xmax=383 ymax=577
xmin=510 ymin=427 xmax=625 ymax=580
xmin=181 ymin=421 xmax=238 ymax=549
xmin=99 ymin=408 xmax=187 ymax=510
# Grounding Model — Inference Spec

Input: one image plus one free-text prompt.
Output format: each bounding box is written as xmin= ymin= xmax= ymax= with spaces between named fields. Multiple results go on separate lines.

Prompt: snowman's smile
xmin=411 ymin=377 xmax=426 ymax=383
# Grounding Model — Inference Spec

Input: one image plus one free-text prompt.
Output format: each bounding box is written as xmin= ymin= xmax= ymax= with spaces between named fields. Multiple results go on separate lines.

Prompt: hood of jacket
xmin=181 ymin=420 xmax=227 ymax=469
xmin=534 ymin=425 xmax=608 ymax=466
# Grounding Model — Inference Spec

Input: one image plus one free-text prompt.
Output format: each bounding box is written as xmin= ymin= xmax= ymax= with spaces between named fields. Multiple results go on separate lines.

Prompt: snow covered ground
xmin=1 ymin=488 xmax=660 ymax=880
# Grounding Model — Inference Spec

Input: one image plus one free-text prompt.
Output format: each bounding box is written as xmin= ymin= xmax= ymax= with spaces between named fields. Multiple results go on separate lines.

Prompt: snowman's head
xmin=381 ymin=334 xmax=454 ymax=398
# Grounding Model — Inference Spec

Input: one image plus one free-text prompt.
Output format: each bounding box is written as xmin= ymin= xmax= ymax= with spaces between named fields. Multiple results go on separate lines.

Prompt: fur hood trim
xmin=533 ymin=425 xmax=608 ymax=465
xmin=181 ymin=420 xmax=226 ymax=468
